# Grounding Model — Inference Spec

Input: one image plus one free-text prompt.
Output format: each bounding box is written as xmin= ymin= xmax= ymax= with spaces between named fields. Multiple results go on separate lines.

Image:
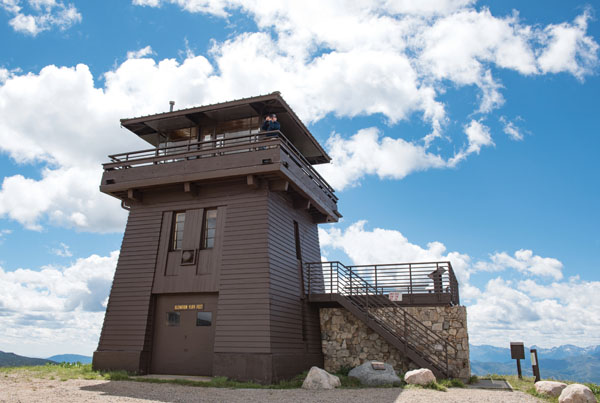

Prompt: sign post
xmin=510 ymin=342 xmax=525 ymax=379
xmin=531 ymin=348 xmax=541 ymax=382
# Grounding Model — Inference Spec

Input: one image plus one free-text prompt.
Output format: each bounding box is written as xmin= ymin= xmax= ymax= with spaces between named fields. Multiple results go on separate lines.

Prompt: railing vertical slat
xmin=374 ymin=265 xmax=378 ymax=295
xmin=409 ymin=263 xmax=413 ymax=304
xmin=330 ymin=263 xmax=333 ymax=294
xmin=445 ymin=341 xmax=449 ymax=376
xmin=349 ymin=269 xmax=353 ymax=296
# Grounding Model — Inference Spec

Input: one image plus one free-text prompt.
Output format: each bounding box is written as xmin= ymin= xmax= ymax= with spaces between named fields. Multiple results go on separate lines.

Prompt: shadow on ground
xmin=80 ymin=381 xmax=406 ymax=403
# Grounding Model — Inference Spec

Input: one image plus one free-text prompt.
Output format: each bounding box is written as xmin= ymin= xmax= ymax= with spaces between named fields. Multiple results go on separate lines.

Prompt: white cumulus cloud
xmin=1 ymin=0 xmax=81 ymax=36
xmin=0 ymin=251 xmax=118 ymax=356
xmin=126 ymin=45 xmax=155 ymax=59
xmin=474 ymin=249 xmax=564 ymax=280
xmin=1 ymin=2 xmax=598 ymax=231
xmin=320 ymin=221 xmax=598 ymax=347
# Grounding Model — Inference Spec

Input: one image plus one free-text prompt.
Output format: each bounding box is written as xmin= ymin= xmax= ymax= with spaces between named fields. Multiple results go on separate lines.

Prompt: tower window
xmin=172 ymin=212 xmax=185 ymax=250
xmin=196 ymin=312 xmax=212 ymax=326
xmin=202 ymin=209 xmax=218 ymax=249
xmin=167 ymin=312 xmax=180 ymax=326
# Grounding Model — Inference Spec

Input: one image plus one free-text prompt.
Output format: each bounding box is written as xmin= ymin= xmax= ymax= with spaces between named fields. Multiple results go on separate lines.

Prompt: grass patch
xmin=476 ymin=374 xmax=600 ymax=402
xmin=0 ymin=363 xmax=103 ymax=381
xmin=336 ymin=365 xmax=353 ymax=377
xmin=0 ymin=364 xmax=474 ymax=392
xmin=422 ymin=381 xmax=447 ymax=392
xmin=439 ymin=378 xmax=465 ymax=388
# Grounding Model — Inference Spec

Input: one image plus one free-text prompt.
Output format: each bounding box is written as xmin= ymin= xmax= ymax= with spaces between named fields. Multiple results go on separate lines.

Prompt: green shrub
xmin=103 ymin=370 xmax=130 ymax=381
xmin=336 ymin=365 xmax=353 ymax=377
xmin=439 ymin=378 xmax=465 ymax=388
xmin=421 ymin=381 xmax=447 ymax=392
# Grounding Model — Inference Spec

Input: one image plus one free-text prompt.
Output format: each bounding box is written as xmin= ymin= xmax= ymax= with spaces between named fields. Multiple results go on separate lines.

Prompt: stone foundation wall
xmin=319 ymin=306 xmax=470 ymax=380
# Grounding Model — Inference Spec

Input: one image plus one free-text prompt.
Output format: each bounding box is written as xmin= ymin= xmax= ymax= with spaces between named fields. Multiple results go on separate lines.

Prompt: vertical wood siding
xmin=97 ymin=207 xmax=162 ymax=352
xmin=213 ymin=185 xmax=272 ymax=353
xmin=267 ymin=192 xmax=323 ymax=355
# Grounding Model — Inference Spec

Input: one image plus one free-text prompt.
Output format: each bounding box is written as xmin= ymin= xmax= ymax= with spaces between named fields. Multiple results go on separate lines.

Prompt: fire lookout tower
xmin=93 ymin=92 xmax=468 ymax=383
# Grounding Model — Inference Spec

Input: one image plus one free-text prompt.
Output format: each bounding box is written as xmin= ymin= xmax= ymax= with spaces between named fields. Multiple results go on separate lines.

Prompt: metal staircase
xmin=304 ymin=261 xmax=458 ymax=378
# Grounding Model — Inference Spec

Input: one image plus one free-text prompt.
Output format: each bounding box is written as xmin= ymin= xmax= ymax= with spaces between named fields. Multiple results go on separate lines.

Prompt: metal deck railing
xmin=306 ymin=261 xmax=459 ymax=305
xmin=102 ymin=130 xmax=337 ymax=203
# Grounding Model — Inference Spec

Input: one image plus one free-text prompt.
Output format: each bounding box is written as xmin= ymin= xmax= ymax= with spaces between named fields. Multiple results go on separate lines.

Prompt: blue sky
xmin=0 ymin=0 xmax=598 ymax=357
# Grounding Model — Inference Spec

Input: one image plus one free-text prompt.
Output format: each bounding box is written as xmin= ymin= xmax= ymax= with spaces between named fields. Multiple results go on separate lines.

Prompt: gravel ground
xmin=0 ymin=374 xmax=541 ymax=403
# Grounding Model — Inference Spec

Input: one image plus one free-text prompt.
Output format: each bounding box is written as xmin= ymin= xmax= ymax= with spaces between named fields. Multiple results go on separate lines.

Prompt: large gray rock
xmin=348 ymin=361 xmax=402 ymax=386
xmin=535 ymin=381 xmax=568 ymax=397
xmin=404 ymin=368 xmax=436 ymax=385
xmin=558 ymin=384 xmax=597 ymax=403
xmin=301 ymin=367 xmax=341 ymax=390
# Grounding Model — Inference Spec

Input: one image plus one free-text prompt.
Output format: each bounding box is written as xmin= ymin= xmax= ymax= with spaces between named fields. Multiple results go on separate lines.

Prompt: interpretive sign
xmin=510 ymin=341 xmax=525 ymax=378
xmin=388 ymin=292 xmax=402 ymax=302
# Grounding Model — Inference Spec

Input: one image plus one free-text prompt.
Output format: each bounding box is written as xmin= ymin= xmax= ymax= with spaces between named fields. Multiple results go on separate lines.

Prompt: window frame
xmin=166 ymin=311 xmax=180 ymax=326
xmin=196 ymin=311 xmax=213 ymax=326
xmin=201 ymin=208 xmax=218 ymax=250
xmin=171 ymin=211 xmax=186 ymax=251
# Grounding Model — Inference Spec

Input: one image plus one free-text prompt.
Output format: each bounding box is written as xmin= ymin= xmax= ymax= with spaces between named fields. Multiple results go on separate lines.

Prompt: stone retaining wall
xmin=319 ymin=306 xmax=470 ymax=380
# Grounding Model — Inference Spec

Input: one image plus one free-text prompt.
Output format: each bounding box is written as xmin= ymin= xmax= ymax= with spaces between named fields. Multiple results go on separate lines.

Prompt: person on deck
xmin=260 ymin=114 xmax=272 ymax=131
xmin=266 ymin=113 xmax=280 ymax=136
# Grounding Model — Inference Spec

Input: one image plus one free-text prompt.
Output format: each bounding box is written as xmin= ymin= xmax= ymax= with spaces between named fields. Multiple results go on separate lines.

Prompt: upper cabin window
xmin=172 ymin=212 xmax=185 ymax=250
xmin=200 ymin=117 xmax=260 ymax=142
xmin=202 ymin=209 xmax=218 ymax=249
xmin=166 ymin=127 xmax=198 ymax=142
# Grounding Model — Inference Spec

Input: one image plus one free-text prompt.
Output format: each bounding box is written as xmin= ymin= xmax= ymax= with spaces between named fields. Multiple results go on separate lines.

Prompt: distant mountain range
xmin=46 ymin=354 xmax=92 ymax=364
xmin=0 ymin=351 xmax=92 ymax=367
xmin=0 ymin=351 xmax=55 ymax=367
xmin=470 ymin=344 xmax=600 ymax=384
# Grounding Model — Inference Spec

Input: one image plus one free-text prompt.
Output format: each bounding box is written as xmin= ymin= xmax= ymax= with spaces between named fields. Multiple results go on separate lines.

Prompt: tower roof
xmin=120 ymin=92 xmax=331 ymax=164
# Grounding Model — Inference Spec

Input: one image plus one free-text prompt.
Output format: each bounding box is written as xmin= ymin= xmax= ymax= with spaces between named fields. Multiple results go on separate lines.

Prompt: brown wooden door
xmin=151 ymin=293 xmax=218 ymax=375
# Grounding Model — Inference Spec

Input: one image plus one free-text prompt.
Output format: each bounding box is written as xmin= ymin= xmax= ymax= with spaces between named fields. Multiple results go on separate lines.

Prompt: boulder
xmin=558 ymin=384 xmax=597 ymax=403
xmin=348 ymin=361 xmax=402 ymax=386
xmin=404 ymin=368 xmax=436 ymax=385
xmin=535 ymin=381 xmax=568 ymax=397
xmin=301 ymin=367 xmax=341 ymax=390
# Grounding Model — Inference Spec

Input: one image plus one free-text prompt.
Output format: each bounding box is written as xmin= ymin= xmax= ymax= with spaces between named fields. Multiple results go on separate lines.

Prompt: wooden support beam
xmin=293 ymin=197 xmax=311 ymax=210
xmin=183 ymin=182 xmax=199 ymax=196
xmin=246 ymin=175 xmax=260 ymax=189
xmin=127 ymin=189 xmax=142 ymax=202
xmin=269 ymin=180 xmax=289 ymax=192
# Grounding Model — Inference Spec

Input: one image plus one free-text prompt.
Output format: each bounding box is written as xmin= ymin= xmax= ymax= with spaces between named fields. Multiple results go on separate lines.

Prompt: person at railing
xmin=260 ymin=113 xmax=280 ymax=135
xmin=260 ymin=114 xmax=272 ymax=131
xmin=258 ymin=114 xmax=280 ymax=150
xmin=267 ymin=113 xmax=280 ymax=134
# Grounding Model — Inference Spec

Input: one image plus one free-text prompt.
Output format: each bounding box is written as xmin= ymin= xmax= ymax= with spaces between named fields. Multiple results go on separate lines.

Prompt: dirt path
xmin=0 ymin=374 xmax=541 ymax=403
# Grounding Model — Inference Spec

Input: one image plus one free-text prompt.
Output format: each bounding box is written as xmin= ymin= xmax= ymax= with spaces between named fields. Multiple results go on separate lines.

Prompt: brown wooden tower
xmin=93 ymin=92 xmax=340 ymax=382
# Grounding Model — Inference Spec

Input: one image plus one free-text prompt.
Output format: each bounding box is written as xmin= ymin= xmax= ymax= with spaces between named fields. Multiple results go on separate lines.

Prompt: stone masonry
xmin=320 ymin=306 xmax=470 ymax=380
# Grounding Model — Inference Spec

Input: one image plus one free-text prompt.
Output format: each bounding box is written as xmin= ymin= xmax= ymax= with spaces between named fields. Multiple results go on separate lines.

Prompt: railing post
xmin=445 ymin=340 xmax=449 ymax=377
xmin=366 ymin=290 xmax=369 ymax=322
xmin=349 ymin=269 xmax=353 ymax=296
xmin=403 ymin=310 xmax=408 ymax=353
xmin=330 ymin=263 xmax=333 ymax=294
xmin=409 ymin=263 xmax=413 ymax=304
xmin=374 ymin=265 xmax=378 ymax=295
